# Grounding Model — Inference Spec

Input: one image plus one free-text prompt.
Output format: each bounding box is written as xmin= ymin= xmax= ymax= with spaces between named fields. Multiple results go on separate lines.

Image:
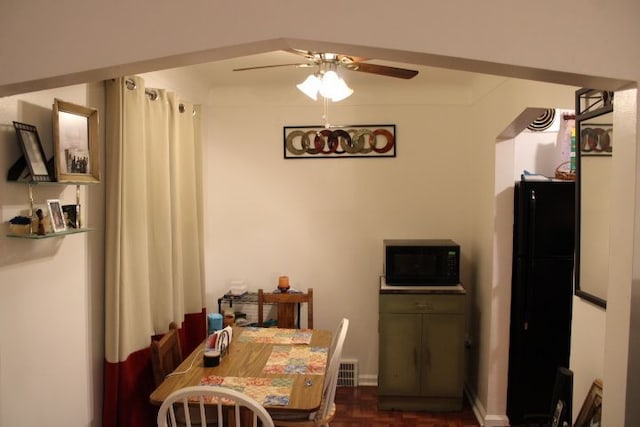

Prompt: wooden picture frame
xmin=575 ymin=379 xmax=603 ymax=427
xmin=53 ymin=98 xmax=100 ymax=183
xmin=12 ymin=121 xmax=52 ymax=182
xmin=47 ymin=199 xmax=66 ymax=232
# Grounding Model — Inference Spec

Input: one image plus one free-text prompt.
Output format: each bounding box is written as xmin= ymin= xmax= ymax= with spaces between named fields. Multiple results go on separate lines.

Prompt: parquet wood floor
xmin=331 ymin=386 xmax=481 ymax=427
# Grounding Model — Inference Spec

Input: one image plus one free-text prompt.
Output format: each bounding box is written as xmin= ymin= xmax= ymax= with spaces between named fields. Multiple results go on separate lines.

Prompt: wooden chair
xmin=157 ymin=385 xmax=275 ymax=427
xmin=272 ymin=318 xmax=349 ymax=427
xmin=151 ymin=321 xmax=183 ymax=387
xmin=257 ymin=288 xmax=313 ymax=329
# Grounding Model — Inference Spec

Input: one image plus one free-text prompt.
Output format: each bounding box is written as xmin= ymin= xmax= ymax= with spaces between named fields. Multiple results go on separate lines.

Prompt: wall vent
xmin=338 ymin=359 xmax=358 ymax=387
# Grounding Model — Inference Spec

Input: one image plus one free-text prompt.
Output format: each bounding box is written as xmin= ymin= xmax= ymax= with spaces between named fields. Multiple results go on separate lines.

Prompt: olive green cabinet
xmin=378 ymin=289 xmax=465 ymax=411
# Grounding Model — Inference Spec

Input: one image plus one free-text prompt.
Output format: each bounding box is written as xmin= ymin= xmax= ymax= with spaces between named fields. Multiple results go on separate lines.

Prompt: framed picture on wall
xmin=283 ymin=124 xmax=396 ymax=159
xmin=12 ymin=121 xmax=53 ymax=182
xmin=53 ymin=98 xmax=100 ymax=183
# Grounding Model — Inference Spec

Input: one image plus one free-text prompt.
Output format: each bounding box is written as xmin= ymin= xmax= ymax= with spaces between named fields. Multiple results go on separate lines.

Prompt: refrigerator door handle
xmin=528 ymin=189 xmax=537 ymax=263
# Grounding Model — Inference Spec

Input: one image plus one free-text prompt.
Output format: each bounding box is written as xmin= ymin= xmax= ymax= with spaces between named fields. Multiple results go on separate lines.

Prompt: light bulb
xmin=330 ymin=77 xmax=354 ymax=102
xmin=319 ymin=70 xmax=339 ymax=99
xmin=297 ymin=74 xmax=321 ymax=100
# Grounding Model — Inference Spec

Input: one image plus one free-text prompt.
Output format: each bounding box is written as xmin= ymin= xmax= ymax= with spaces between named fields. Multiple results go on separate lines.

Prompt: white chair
xmin=272 ymin=318 xmax=349 ymax=427
xmin=327 ymin=318 xmax=349 ymax=376
xmin=157 ymin=385 xmax=275 ymax=427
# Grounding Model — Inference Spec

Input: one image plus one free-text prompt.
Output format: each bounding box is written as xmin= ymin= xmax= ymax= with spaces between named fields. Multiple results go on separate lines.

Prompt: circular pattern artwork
xmin=284 ymin=125 xmax=396 ymax=158
xmin=527 ymin=109 xmax=556 ymax=132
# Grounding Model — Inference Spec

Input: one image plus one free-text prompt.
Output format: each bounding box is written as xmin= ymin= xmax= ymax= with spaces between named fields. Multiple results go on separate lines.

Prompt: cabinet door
xmin=421 ymin=313 xmax=465 ymax=397
xmin=378 ymin=312 xmax=422 ymax=395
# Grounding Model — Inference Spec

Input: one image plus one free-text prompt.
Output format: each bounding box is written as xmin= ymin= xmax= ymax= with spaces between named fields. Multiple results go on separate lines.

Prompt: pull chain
xmin=322 ymin=97 xmax=330 ymax=128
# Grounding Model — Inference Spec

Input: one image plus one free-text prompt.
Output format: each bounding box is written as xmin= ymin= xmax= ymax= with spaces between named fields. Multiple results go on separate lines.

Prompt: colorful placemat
xmin=237 ymin=327 xmax=312 ymax=344
xmin=201 ymin=375 xmax=293 ymax=406
xmin=263 ymin=345 xmax=328 ymax=375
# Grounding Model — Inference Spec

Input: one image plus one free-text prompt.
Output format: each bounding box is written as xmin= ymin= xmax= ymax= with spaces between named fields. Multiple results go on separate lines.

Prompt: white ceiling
xmin=165 ymin=50 xmax=490 ymax=90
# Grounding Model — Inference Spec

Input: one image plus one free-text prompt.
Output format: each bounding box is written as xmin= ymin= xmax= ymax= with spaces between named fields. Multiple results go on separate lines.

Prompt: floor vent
xmin=338 ymin=359 xmax=358 ymax=387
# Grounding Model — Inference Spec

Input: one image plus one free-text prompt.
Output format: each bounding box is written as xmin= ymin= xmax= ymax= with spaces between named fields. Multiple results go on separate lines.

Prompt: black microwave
xmin=384 ymin=239 xmax=460 ymax=285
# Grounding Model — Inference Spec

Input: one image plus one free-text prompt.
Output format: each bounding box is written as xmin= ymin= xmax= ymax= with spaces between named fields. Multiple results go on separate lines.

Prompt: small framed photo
xmin=53 ymin=98 xmax=100 ymax=183
xmin=12 ymin=121 xmax=52 ymax=182
xmin=575 ymin=379 xmax=603 ymax=427
xmin=47 ymin=199 xmax=66 ymax=233
xmin=62 ymin=204 xmax=80 ymax=229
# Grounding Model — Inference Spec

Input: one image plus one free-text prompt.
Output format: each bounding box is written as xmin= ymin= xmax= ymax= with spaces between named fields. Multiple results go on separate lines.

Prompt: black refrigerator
xmin=506 ymin=180 xmax=575 ymax=425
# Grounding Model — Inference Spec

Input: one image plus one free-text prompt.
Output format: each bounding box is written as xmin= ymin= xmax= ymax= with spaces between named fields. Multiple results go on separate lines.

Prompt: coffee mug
xmin=203 ymin=349 xmax=220 ymax=367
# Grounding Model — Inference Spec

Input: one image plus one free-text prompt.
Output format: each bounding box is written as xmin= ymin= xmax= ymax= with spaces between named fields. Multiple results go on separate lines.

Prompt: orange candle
xmin=278 ymin=276 xmax=290 ymax=287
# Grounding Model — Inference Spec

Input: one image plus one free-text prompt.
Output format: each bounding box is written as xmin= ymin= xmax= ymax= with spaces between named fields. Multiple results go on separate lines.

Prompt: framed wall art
xmin=12 ymin=121 xmax=52 ymax=182
xmin=283 ymin=124 xmax=396 ymax=159
xmin=574 ymin=379 xmax=602 ymax=427
xmin=53 ymin=98 xmax=100 ymax=182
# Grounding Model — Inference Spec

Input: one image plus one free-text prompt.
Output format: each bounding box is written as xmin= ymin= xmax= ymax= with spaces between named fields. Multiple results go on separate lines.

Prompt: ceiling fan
xmin=233 ymin=49 xmax=419 ymax=80
xmin=233 ymin=49 xmax=419 ymax=126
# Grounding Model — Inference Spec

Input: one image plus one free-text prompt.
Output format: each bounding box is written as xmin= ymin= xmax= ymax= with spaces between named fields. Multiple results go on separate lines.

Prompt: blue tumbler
xmin=207 ymin=313 xmax=223 ymax=335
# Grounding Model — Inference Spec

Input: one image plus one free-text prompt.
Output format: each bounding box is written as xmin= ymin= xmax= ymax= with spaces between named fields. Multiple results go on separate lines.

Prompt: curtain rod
xmin=124 ymin=78 xmax=195 ymax=115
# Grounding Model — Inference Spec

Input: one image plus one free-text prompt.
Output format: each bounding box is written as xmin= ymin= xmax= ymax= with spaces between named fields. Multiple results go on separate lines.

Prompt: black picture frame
xmin=12 ymin=121 xmax=52 ymax=182
xmin=62 ymin=204 xmax=80 ymax=229
xmin=283 ymin=124 xmax=396 ymax=159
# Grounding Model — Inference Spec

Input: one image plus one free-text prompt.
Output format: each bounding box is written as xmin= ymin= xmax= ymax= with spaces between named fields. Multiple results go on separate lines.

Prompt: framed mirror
xmin=574 ymin=88 xmax=613 ymax=308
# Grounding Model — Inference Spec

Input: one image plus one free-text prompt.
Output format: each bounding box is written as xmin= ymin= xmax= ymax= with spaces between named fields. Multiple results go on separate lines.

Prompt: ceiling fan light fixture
xmin=329 ymin=77 xmax=354 ymax=102
xmin=297 ymin=63 xmax=353 ymax=102
xmin=319 ymin=70 xmax=339 ymax=98
xmin=297 ymin=74 xmax=321 ymax=100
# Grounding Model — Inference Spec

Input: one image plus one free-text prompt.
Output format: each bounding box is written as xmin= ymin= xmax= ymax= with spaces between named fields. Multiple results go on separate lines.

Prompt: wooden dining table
xmin=150 ymin=326 xmax=332 ymax=417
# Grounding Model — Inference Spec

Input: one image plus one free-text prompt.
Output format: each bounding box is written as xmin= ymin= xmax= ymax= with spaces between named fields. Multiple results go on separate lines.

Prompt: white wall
xmin=0 ymin=84 xmax=105 ymax=427
xmin=513 ymin=113 xmax=572 ymax=180
xmin=202 ymin=80 xmax=478 ymax=384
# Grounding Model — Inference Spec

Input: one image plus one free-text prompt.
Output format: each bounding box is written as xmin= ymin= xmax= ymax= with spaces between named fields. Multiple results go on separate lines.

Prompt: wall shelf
xmin=6 ymin=178 xmax=95 ymax=239
xmin=6 ymin=228 xmax=95 ymax=239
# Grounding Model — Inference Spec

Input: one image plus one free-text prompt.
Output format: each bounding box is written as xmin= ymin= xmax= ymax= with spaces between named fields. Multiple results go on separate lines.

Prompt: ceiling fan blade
xmin=347 ymin=62 xmax=419 ymax=79
xmin=233 ymin=63 xmax=314 ymax=72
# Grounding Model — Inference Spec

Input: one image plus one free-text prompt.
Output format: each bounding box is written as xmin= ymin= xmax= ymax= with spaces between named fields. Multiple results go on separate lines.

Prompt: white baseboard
xmin=464 ymin=383 xmax=510 ymax=427
xmin=358 ymin=374 xmax=378 ymax=386
xmin=483 ymin=415 xmax=510 ymax=427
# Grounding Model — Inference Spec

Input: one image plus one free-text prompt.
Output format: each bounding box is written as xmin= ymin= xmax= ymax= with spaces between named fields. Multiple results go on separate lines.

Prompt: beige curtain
xmin=103 ymin=76 xmax=204 ymax=426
